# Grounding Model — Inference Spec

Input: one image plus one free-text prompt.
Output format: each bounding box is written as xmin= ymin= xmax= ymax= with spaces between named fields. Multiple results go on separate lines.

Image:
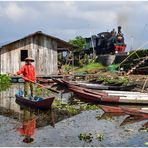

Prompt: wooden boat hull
xmin=120 ymin=115 xmax=148 ymax=126
xmin=99 ymin=105 xmax=124 ymax=113
xmin=15 ymin=95 xmax=55 ymax=110
xmin=121 ymin=107 xmax=148 ymax=118
xmin=69 ymin=86 xmax=148 ymax=105
xmin=53 ymin=79 xmax=148 ymax=105
xmin=100 ymin=112 xmax=126 ymax=119
xmin=72 ymin=82 xmax=136 ymax=91
xmin=99 ymin=105 xmax=148 ymax=117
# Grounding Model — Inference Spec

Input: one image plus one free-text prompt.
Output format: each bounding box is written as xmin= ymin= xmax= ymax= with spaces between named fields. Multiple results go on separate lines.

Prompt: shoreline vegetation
xmin=0 ymin=74 xmax=11 ymax=92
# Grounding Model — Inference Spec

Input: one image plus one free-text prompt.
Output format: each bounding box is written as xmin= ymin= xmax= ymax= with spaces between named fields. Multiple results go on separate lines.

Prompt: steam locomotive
xmin=84 ymin=26 xmax=126 ymax=55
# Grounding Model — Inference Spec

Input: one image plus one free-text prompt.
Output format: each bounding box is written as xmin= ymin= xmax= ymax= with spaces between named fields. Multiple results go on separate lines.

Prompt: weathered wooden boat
xmin=120 ymin=115 xmax=148 ymax=126
xmin=15 ymin=95 xmax=55 ymax=110
xmin=99 ymin=112 xmax=125 ymax=120
xmin=99 ymin=105 xmax=148 ymax=119
xmin=69 ymin=85 xmax=148 ymax=105
xmin=71 ymin=81 xmax=136 ymax=91
xmin=53 ymin=78 xmax=135 ymax=91
xmin=121 ymin=107 xmax=148 ymax=118
xmin=99 ymin=105 xmax=125 ymax=113
xmin=99 ymin=105 xmax=146 ymax=113
xmin=103 ymin=90 xmax=148 ymax=97
xmin=53 ymin=79 xmax=148 ymax=105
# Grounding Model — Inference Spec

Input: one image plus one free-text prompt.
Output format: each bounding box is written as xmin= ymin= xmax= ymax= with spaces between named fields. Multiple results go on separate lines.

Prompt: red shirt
xmin=17 ymin=64 xmax=36 ymax=82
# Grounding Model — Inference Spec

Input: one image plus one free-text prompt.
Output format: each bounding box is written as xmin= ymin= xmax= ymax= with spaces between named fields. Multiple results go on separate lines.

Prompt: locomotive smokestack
xmin=118 ymin=26 xmax=122 ymax=34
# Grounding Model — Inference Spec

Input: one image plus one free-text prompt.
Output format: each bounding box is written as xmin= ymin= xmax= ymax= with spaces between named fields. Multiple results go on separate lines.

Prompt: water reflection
xmin=120 ymin=115 xmax=147 ymax=126
xmin=0 ymin=84 xmax=23 ymax=112
xmin=0 ymin=84 xmax=11 ymax=92
xmin=98 ymin=105 xmax=148 ymax=130
xmin=17 ymin=108 xmax=37 ymax=143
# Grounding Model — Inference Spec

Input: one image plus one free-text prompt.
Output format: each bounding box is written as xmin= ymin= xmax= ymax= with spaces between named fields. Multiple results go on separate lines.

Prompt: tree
xmin=69 ymin=36 xmax=86 ymax=51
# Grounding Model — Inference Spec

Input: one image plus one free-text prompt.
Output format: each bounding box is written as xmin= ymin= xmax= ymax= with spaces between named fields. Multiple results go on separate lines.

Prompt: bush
xmin=0 ymin=74 xmax=11 ymax=84
xmin=0 ymin=74 xmax=11 ymax=92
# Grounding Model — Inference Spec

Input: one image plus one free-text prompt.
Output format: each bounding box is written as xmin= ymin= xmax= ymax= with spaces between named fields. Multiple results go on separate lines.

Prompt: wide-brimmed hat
xmin=25 ymin=57 xmax=34 ymax=62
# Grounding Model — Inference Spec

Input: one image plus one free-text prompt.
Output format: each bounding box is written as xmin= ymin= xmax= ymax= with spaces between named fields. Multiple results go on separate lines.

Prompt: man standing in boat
xmin=15 ymin=57 xmax=36 ymax=98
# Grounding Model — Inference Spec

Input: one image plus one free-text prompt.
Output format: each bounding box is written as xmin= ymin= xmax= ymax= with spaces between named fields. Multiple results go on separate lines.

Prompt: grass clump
xmin=76 ymin=63 xmax=105 ymax=73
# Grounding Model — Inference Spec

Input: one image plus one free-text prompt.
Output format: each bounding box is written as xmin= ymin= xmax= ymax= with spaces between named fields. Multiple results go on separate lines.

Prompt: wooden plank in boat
xmin=119 ymin=98 xmax=148 ymax=104
xmin=119 ymin=96 xmax=148 ymax=100
xmin=108 ymin=94 xmax=148 ymax=97
xmin=103 ymin=90 xmax=148 ymax=95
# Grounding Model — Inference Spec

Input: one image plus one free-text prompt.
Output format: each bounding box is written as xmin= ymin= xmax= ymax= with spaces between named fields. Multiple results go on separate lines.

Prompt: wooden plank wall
xmin=0 ymin=38 xmax=32 ymax=74
xmin=0 ymin=35 xmax=58 ymax=76
xmin=31 ymin=35 xmax=58 ymax=76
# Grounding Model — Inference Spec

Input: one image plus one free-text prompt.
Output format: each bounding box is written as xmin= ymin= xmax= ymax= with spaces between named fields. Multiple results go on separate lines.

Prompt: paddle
xmin=21 ymin=76 xmax=60 ymax=93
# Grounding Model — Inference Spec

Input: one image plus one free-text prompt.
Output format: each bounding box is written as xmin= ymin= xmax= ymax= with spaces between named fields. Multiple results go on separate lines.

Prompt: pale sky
xmin=0 ymin=1 xmax=148 ymax=51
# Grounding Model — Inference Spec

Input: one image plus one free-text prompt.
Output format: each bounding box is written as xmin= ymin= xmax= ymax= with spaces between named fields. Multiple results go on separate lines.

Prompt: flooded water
xmin=0 ymin=83 xmax=147 ymax=146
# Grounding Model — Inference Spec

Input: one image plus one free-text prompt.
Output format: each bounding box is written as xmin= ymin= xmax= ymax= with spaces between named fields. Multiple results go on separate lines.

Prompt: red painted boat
xmin=99 ymin=112 xmax=125 ymax=120
xmin=99 ymin=105 xmax=148 ymax=118
xmin=121 ymin=107 xmax=148 ymax=118
xmin=15 ymin=95 xmax=55 ymax=110
xmin=120 ymin=115 xmax=148 ymax=126
xmin=99 ymin=105 xmax=124 ymax=113
xmin=69 ymin=87 xmax=102 ymax=103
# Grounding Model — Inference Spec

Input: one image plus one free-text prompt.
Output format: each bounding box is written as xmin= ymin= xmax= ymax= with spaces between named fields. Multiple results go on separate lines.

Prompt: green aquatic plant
xmin=96 ymin=133 xmax=104 ymax=141
xmin=80 ymin=104 xmax=100 ymax=110
xmin=53 ymin=99 xmax=81 ymax=116
xmin=78 ymin=132 xmax=93 ymax=143
xmin=35 ymin=87 xmax=51 ymax=97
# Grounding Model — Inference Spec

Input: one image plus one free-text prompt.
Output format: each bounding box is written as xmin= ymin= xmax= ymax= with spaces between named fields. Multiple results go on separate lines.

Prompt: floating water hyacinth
xmin=78 ymin=132 xmax=93 ymax=143
xmin=96 ymin=133 xmax=104 ymax=141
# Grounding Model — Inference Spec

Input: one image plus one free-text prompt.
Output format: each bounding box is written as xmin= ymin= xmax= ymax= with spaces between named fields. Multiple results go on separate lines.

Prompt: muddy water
xmin=0 ymin=84 xmax=147 ymax=146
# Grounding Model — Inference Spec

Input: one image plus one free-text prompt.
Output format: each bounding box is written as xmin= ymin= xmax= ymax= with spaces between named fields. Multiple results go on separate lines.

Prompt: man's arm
xmin=16 ymin=66 xmax=25 ymax=75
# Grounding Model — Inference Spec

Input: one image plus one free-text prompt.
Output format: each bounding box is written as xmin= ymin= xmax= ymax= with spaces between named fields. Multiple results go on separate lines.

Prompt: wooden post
xmin=72 ymin=51 xmax=74 ymax=75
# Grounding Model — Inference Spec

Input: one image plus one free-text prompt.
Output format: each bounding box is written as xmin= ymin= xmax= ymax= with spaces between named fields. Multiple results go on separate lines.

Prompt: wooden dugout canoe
xmin=15 ymin=95 xmax=55 ymax=110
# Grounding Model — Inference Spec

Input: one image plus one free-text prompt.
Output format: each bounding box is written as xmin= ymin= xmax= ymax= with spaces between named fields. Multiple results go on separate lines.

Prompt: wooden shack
xmin=0 ymin=31 xmax=74 ymax=76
